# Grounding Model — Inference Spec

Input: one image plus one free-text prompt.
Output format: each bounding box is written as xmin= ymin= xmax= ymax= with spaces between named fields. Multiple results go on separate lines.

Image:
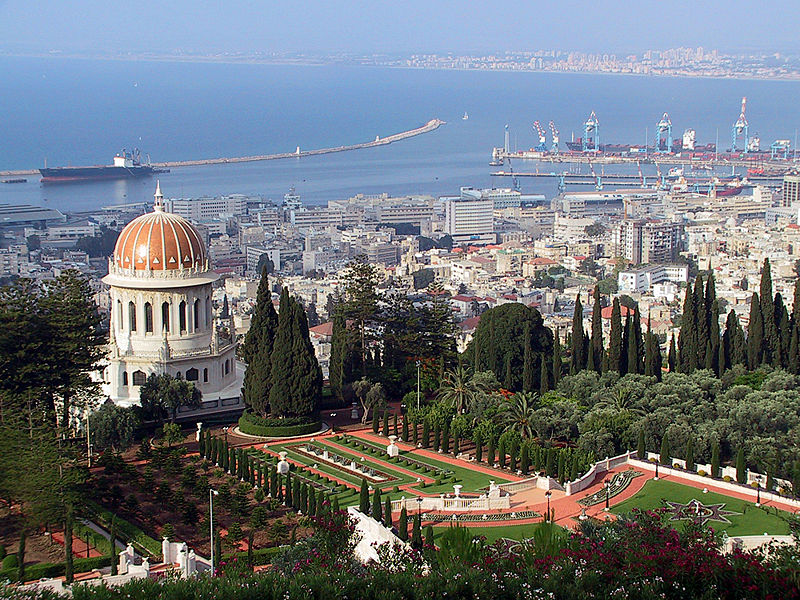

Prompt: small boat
xmin=462 ymin=112 xmax=469 ymax=121
xmin=1 ymin=178 xmax=27 ymax=184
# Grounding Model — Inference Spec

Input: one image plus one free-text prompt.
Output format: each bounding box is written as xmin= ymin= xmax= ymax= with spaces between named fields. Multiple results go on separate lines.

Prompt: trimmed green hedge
xmin=0 ymin=555 xmax=111 ymax=582
xmin=86 ymin=501 xmax=162 ymax=559
xmin=239 ymin=411 xmax=321 ymax=438
xmin=223 ymin=545 xmax=284 ymax=566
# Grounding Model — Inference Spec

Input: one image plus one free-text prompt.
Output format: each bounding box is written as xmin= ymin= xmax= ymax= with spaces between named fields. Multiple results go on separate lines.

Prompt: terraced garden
xmin=264 ymin=432 xmax=512 ymax=505
xmin=611 ymin=479 xmax=794 ymax=536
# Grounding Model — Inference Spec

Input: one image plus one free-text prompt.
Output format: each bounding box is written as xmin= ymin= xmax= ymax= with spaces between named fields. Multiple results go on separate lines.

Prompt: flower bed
xmin=287 ymin=442 xmax=398 ymax=485
xmin=424 ymin=510 xmax=540 ymax=523
xmin=577 ymin=469 xmax=642 ymax=507
xmin=335 ymin=436 xmax=453 ymax=478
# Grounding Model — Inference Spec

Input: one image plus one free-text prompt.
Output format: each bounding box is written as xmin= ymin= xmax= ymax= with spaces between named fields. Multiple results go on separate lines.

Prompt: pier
xmin=0 ymin=119 xmax=444 ymax=178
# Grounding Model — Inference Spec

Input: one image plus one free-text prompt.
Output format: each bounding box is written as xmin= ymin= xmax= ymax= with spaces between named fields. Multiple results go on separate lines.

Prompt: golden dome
xmin=113 ymin=183 xmax=207 ymax=272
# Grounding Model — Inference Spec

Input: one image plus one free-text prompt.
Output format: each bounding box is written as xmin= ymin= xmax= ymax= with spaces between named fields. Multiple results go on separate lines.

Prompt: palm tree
xmin=595 ymin=386 xmax=644 ymax=416
xmin=436 ymin=365 xmax=487 ymax=414
xmin=498 ymin=391 xmax=539 ymax=439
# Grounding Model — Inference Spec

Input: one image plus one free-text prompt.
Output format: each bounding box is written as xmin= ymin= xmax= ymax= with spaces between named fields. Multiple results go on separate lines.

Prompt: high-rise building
xmin=782 ymin=174 xmax=800 ymax=208
xmin=612 ymin=219 xmax=683 ymax=264
xmin=443 ymin=188 xmax=496 ymax=244
xmin=165 ymin=194 xmax=248 ymax=220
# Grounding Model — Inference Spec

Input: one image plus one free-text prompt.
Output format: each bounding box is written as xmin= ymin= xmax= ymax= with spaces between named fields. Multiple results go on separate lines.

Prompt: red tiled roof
xmin=530 ymin=257 xmax=558 ymax=265
xmin=310 ymin=321 xmax=334 ymax=336
xmin=600 ymin=305 xmax=634 ymax=319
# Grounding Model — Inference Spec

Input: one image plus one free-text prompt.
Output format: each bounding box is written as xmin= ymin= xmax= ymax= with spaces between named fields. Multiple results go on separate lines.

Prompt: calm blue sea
xmin=1 ymin=56 xmax=800 ymax=212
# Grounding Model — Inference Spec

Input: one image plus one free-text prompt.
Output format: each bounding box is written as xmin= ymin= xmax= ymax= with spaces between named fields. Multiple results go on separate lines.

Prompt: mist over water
xmin=2 ymin=56 xmax=800 ymax=212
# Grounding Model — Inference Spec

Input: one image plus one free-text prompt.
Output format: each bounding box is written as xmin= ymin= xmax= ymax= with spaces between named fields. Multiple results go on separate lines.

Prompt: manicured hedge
xmin=0 ymin=555 xmax=111 ymax=582
xmin=87 ymin=501 xmax=162 ymax=559
xmin=222 ymin=545 xmax=284 ymax=565
xmin=239 ymin=411 xmax=321 ymax=438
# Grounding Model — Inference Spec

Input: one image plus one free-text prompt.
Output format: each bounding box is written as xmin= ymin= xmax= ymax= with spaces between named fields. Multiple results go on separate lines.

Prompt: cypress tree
xmin=412 ymin=418 xmax=419 ymax=446
xmin=433 ymin=423 xmax=441 ymax=452
xmin=736 ymin=447 xmax=747 ymax=484
xmin=760 ymin=259 xmax=779 ymax=365
xmin=442 ymin=420 xmax=451 ymax=453
xmin=520 ymin=442 xmax=530 ymax=474
xmin=109 ymin=515 xmax=118 ymax=575
xmin=522 ymin=323 xmax=535 ymax=392
xmin=571 ymin=294 xmax=586 ymax=373
xmin=372 ymin=409 xmax=379 ymax=434
xmin=660 ymin=435 xmax=671 ymax=465
xmin=497 ymin=439 xmax=506 ymax=469
xmin=667 ymin=335 xmax=676 ymax=372
xmin=411 ymin=514 xmax=422 ymax=548
xmin=775 ymin=293 xmax=791 ymax=368
xmin=644 ymin=328 xmax=657 ymax=378
xmin=790 ymin=325 xmax=800 ymax=374
xmin=552 ymin=335 xmax=562 ymax=385
xmin=242 ymin=266 xmax=279 ymax=416
xmin=393 ymin=413 xmax=398 ymax=437
xmin=678 ymin=283 xmax=695 ymax=373
xmin=545 ymin=447 xmax=554 ymax=476
xmin=269 ymin=290 xmax=322 ymax=417
xmin=199 ymin=428 xmax=206 ymax=458
xmin=709 ymin=299 xmax=721 ymax=375
xmin=64 ymin=510 xmax=73 ymax=584
xmin=637 ymin=429 xmax=646 ymax=459
xmin=293 ymin=478 xmax=301 ymax=511
xmin=703 ymin=340 xmax=714 ymax=371
xmin=300 ymin=483 xmax=309 ymax=514
xmin=359 ymin=479 xmax=369 ymax=513
xmin=609 ymin=298 xmax=623 ymax=372
xmin=382 ymin=409 xmax=389 ymax=436
xmin=539 ymin=353 xmax=549 ymax=395
xmin=487 ymin=436 xmax=495 ymax=465
xmin=285 ymin=472 xmax=292 ymax=506
xmin=504 ymin=353 xmax=514 ymax=390
xmin=694 ymin=275 xmax=708 ymax=360
xmin=402 ymin=416 xmax=409 ymax=442
xmin=587 ymin=336 xmax=596 ymax=372
xmin=747 ymin=293 xmax=764 ymax=369
xmin=329 ymin=311 xmax=347 ymax=401
xmin=398 ymin=506 xmax=408 ymax=541
xmin=685 ymin=439 xmax=694 ymax=472
xmin=711 ymin=443 xmax=721 ymax=478
xmin=717 ymin=341 xmax=726 ymax=377
xmin=372 ymin=488 xmax=382 ymax=522
xmin=269 ymin=469 xmax=277 ymax=498
xmin=622 ymin=315 xmax=633 ymax=375
xmin=632 ymin=304 xmax=644 ymax=374
xmin=424 ymin=525 xmax=434 ymax=548
xmin=590 ymin=286 xmax=604 ymax=373
xmin=422 ymin=419 xmax=430 ymax=447
xmin=384 ymin=497 xmax=392 ymax=527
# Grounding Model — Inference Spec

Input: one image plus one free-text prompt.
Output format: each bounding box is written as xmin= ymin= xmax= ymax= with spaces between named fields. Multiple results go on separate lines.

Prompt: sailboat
xmin=462 ymin=111 xmax=469 ymax=121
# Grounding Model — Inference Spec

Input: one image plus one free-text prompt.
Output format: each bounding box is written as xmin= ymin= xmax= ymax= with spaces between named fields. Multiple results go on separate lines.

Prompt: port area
xmin=0 ymin=119 xmax=444 ymax=177
xmin=493 ymin=149 xmax=797 ymax=170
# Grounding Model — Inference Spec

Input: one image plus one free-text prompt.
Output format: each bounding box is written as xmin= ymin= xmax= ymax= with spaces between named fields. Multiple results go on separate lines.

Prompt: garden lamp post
xmin=545 ymin=490 xmax=552 ymax=521
xmin=209 ymin=488 xmax=219 ymax=574
xmin=654 ymin=461 xmax=659 ymax=480
xmin=416 ymin=496 xmax=423 ymax=517
xmin=416 ymin=360 xmax=421 ymax=410
xmin=755 ymin=475 xmax=762 ymax=507
xmin=604 ymin=478 xmax=610 ymax=511
xmin=223 ymin=426 xmax=229 ymax=446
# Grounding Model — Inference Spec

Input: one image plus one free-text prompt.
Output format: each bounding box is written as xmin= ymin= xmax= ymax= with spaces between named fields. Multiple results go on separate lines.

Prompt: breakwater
xmin=0 ymin=119 xmax=444 ymax=177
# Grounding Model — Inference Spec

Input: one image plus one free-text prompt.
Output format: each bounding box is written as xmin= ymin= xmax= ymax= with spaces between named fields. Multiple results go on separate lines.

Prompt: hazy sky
xmin=0 ymin=0 xmax=796 ymax=55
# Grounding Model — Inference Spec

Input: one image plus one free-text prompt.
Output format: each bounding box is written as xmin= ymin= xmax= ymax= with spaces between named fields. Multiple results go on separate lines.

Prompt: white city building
xmin=443 ymin=188 xmax=496 ymax=244
xmin=102 ymin=184 xmax=243 ymax=415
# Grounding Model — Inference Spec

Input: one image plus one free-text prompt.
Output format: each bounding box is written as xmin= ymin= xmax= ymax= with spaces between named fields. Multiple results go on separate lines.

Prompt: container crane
xmin=549 ymin=121 xmax=560 ymax=154
xmin=732 ymin=97 xmax=749 ymax=154
xmin=583 ymin=111 xmax=600 ymax=152
xmin=533 ymin=120 xmax=547 ymax=152
xmin=654 ymin=112 xmax=673 ymax=154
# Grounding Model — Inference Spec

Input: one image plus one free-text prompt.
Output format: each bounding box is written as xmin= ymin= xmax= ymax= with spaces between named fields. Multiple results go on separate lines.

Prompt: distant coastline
xmin=3 ymin=51 xmax=800 ymax=83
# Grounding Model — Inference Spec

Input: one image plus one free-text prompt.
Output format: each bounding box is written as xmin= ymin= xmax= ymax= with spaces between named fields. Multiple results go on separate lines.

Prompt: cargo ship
xmin=39 ymin=149 xmax=167 ymax=183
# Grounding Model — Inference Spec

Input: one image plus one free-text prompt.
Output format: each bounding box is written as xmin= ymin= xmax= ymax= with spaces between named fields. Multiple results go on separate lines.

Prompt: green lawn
xmin=611 ymin=479 xmax=793 ymax=536
xmin=333 ymin=435 xmax=511 ymax=494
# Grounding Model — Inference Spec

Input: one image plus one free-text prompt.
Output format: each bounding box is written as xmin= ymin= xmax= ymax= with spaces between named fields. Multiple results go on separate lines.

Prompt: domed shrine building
xmin=102 ymin=184 xmax=243 ymax=416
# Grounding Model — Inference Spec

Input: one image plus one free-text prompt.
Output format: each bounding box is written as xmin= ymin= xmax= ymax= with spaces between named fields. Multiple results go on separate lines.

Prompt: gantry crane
xmin=732 ymin=97 xmax=749 ymax=154
xmin=655 ymin=112 xmax=673 ymax=154
xmin=533 ymin=120 xmax=547 ymax=152
xmin=549 ymin=120 xmax=559 ymax=154
xmin=583 ymin=110 xmax=600 ymax=152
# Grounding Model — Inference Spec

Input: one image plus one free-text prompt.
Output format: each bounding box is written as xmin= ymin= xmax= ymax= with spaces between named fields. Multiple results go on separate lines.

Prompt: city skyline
xmin=0 ymin=1 xmax=798 ymax=56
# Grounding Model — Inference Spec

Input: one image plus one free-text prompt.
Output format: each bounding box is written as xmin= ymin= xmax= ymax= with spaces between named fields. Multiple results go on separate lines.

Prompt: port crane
xmin=771 ymin=139 xmax=791 ymax=160
xmin=583 ymin=111 xmax=600 ymax=152
xmin=549 ymin=121 xmax=560 ymax=154
xmin=587 ymin=159 xmax=603 ymax=190
xmin=654 ymin=112 xmax=673 ymax=154
xmin=732 ymin=97 xmax=749 ymax=154
xmin=533 ymin=120 xmax=548 ymax=152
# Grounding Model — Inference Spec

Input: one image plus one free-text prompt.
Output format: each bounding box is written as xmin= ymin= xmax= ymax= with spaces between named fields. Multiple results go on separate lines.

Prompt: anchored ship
xmin=39 ymin=149 xmax=167 ymax=183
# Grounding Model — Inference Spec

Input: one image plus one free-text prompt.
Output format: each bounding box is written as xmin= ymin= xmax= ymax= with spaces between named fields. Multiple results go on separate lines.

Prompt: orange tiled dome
xmin=113 ymin=184 xmax=206 ymax=272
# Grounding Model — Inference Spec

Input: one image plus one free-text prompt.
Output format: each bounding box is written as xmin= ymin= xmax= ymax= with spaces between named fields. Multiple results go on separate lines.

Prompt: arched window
xmin=179 ymin=301 xmax=187 ymax=332
xmin=117 ymin=300 xmax=123 ymax=330
xmin=225 ymin=359 xmax=230 ymax=375
xmin=203 ymin=368 xmax=208 ymax=383
xmin=221 ymin=364 xmax=225 ymax=378
xmin=206 ymin=296 xmax=211 ymax=327
xmin=175 ymin=371 xmax=182 ymax=380
xmin=162 ymin=302 xmax=170 ymax=332
xmin=122 ymin=371 xmax=128 ymax=386
xmin=194 ymin=299 xmax=200 ymax=330
xmin=144 ymin=302 xmax=153 ymax=333
xmin=132 ymin=370 xmax=146 ymax=386
xmin=129 ymin=301 xmax=137 ymax=332
xmin=186 ymin=368 xmax=199 ymax=381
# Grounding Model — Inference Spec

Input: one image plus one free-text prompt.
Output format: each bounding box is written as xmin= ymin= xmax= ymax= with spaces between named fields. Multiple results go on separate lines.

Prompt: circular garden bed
xmin=238 ymin=411 xmax=322 ymax=438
